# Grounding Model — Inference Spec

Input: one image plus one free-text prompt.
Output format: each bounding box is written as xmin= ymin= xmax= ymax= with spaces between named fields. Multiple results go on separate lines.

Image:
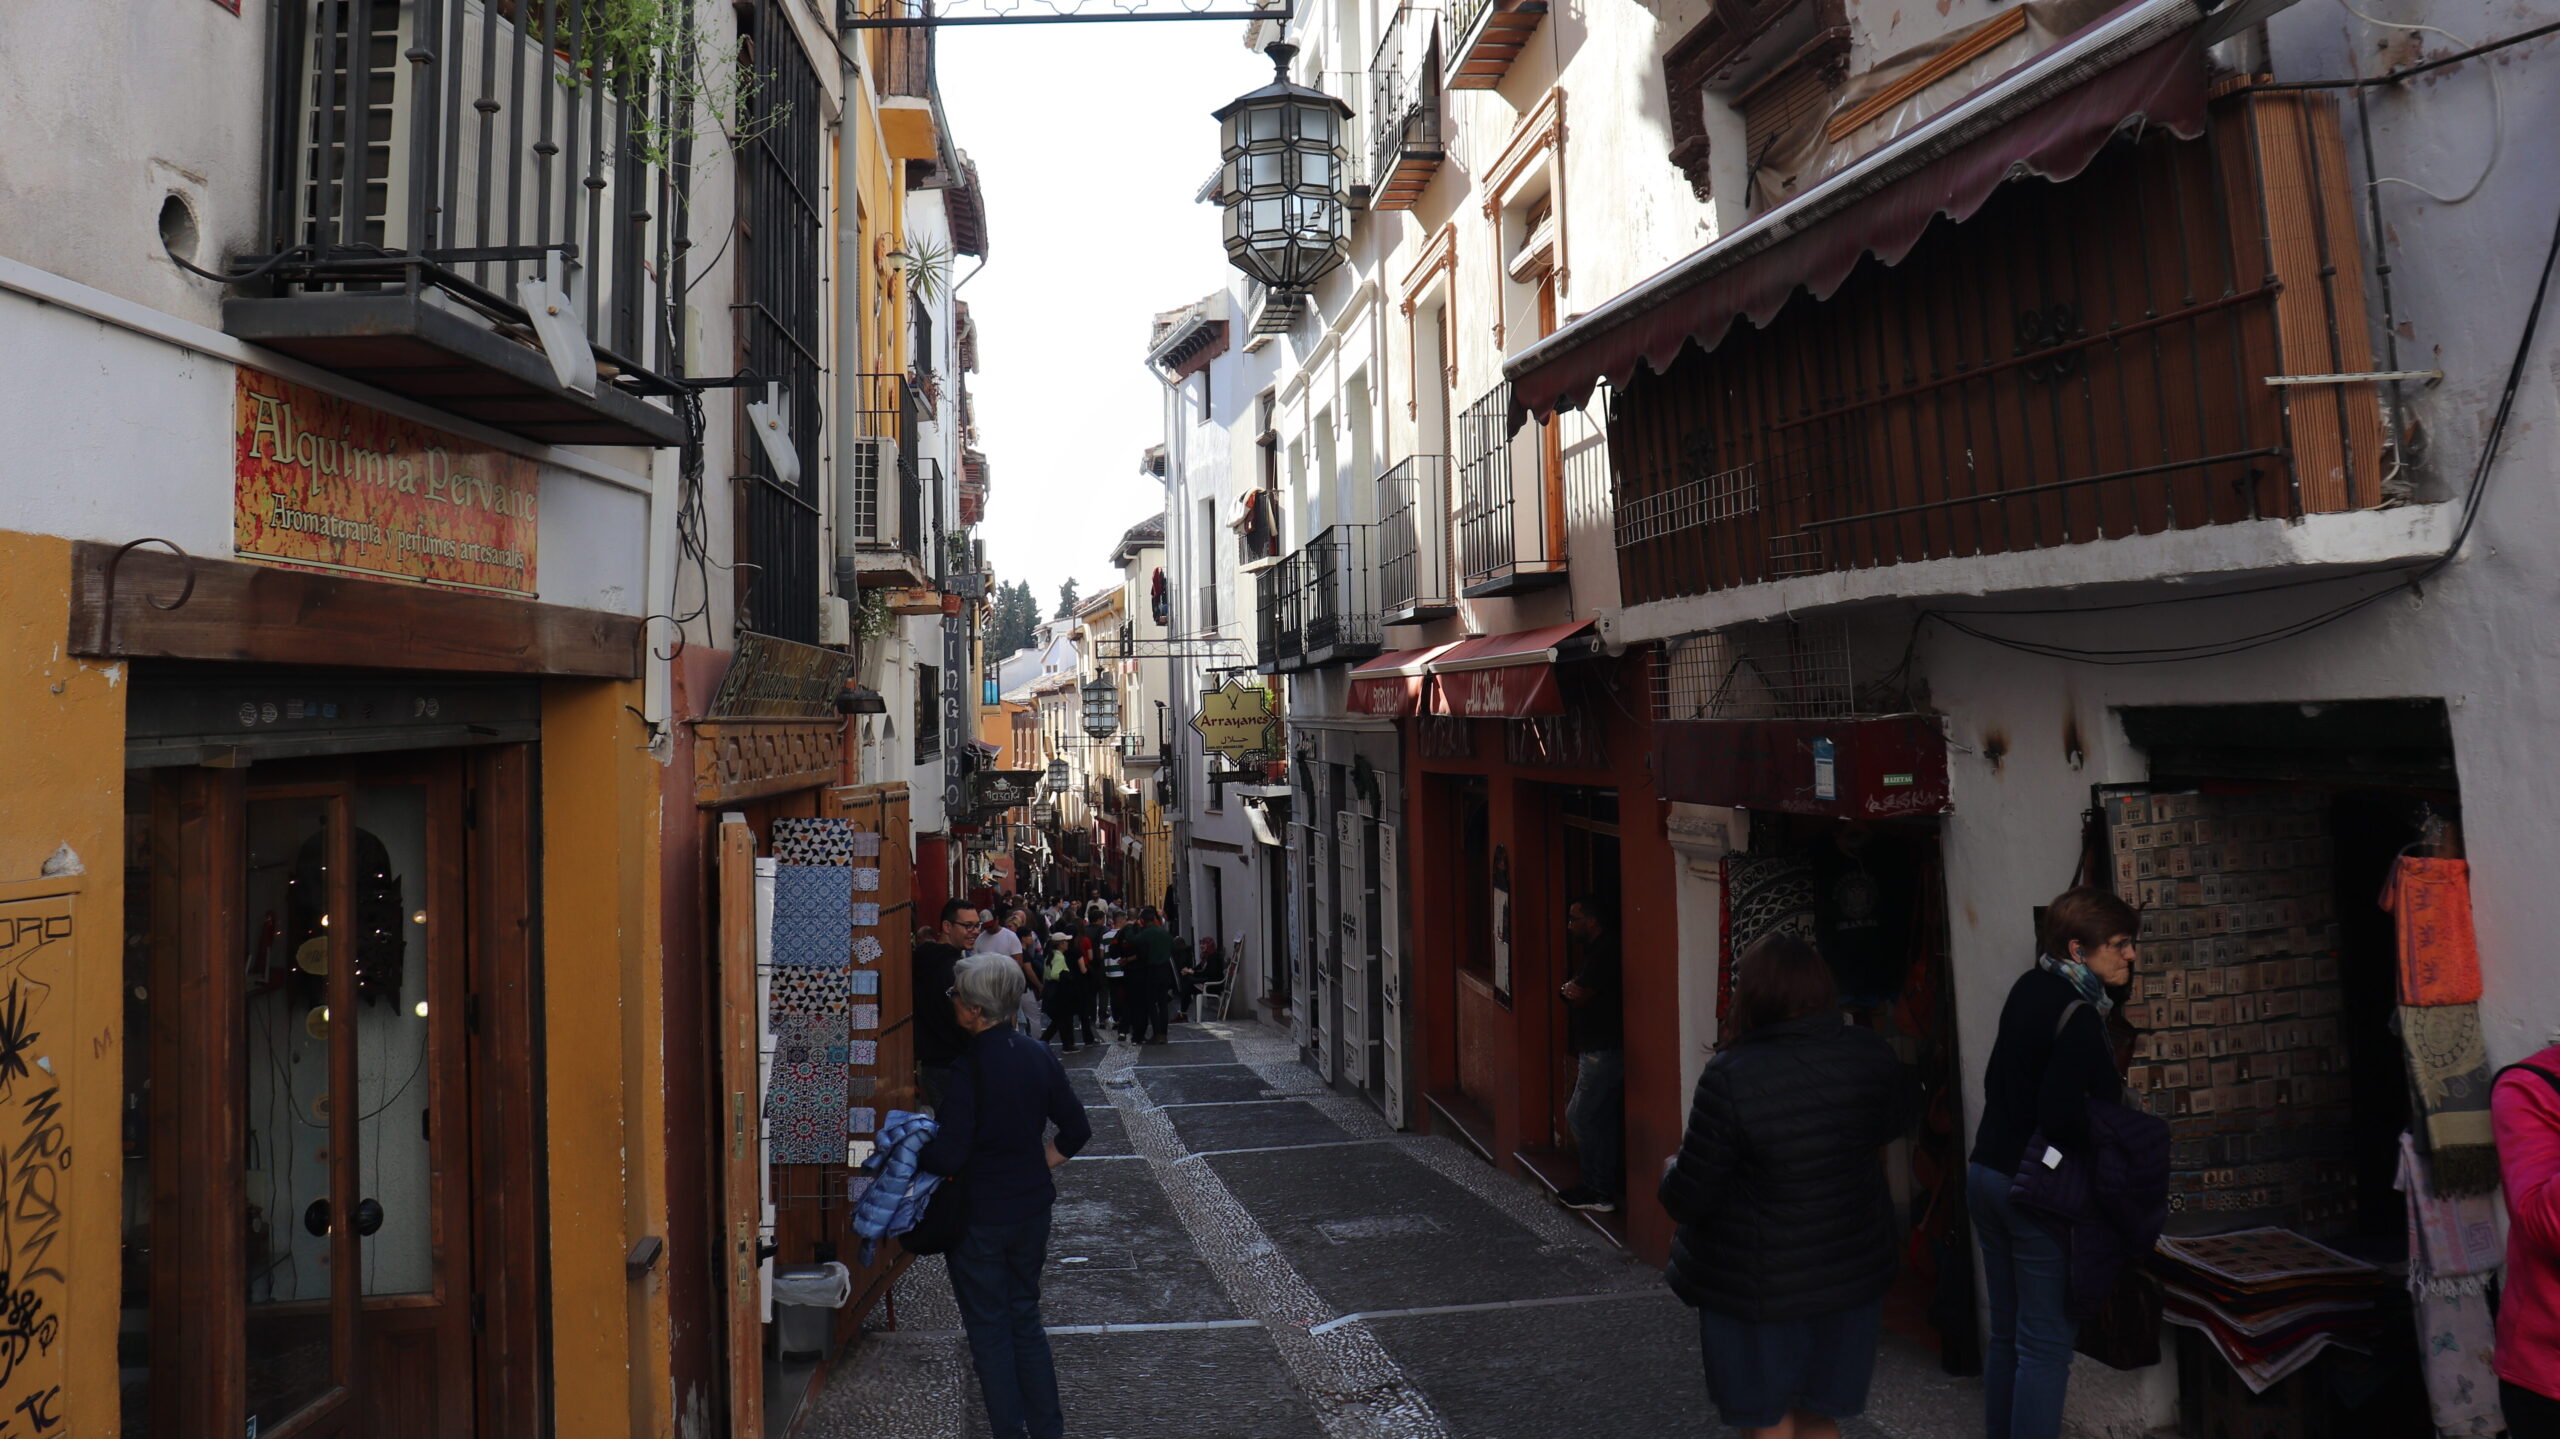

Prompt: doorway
xmin=126 ymin=747 xmax=538 ymax=1439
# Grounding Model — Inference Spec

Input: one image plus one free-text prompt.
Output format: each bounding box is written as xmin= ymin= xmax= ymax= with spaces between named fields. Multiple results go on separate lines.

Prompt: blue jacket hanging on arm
xmin=853 ymin=1109 xmax=944 ymax=1264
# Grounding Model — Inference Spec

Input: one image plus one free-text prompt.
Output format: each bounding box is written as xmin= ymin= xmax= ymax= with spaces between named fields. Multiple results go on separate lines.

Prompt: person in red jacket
xmin=2497 ymin=1036 xmax=2560 ymax=1437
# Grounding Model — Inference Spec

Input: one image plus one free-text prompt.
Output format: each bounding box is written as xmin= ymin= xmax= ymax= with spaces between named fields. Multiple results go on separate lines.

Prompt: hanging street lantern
xmin=1081 ymin=675 xmax=1121 ymax=739
xmin=1045 ymin=758 xmax=1071 ymax=794
xmin=1213 ymin=42 xmax=1352 ymax=306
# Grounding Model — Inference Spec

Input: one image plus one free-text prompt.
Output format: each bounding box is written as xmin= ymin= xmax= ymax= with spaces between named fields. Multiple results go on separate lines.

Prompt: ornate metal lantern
xmin=1045 ymin=758 xmax=1071 ymax=794
xmin=1213 ymin=43 xmax=1353 ymax=302
xmin=1081 ymin=676 xmax=1121 ymax=739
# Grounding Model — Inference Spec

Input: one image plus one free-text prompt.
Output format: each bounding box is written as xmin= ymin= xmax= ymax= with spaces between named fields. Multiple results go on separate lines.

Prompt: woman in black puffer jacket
xmin=1661 ymin=935 xmax=1915 ymax=1439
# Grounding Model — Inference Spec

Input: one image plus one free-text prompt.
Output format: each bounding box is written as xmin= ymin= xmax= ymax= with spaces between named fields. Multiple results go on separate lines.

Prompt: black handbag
xmin=899 ymin=1047 xmax=982 ymax=1257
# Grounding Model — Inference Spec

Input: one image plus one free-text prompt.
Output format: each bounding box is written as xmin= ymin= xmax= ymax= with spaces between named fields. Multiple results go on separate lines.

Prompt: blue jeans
xmin=946 ymin=1210 xmax=1064 ymax=1439
xmin=1567 ymin=1048 xmax=1624 ymax=1199
xmin=1969 ymin=1162 xmax=2073 ymax=1439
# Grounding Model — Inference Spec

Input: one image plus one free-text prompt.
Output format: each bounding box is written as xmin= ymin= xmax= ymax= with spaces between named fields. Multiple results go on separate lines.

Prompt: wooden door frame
xmin=142 ymin=747 xmax=550 ymax=1439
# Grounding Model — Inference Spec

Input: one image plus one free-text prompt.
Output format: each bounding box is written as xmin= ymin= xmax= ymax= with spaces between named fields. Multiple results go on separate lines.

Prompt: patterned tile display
xmin=851 ymin=867 xmax=883 ymax=893
xmin=769 ymin=965 xmax=850 ymax=1041
xmin=848 ymin=969 xmax=880 ymax=996
xmin=852 ymin=936 xmax=884 ymax=965
xmin=849 ymin=1004 xmax=880 ymax=1032
xmin=767 ymin=1060 xmax=848 ymax=1165
xmin=772 ymin=817 xmax=856 ymax=866
xmin=847 ymin=1040 xmax=877 ymax=1066
xmin=851 ymin=830 xmax=884 ymax=858
xmin=2107 ymin=788 xmax=2354 ymax=1233
xmin=771 ymin=864 xmax=852 ymax=967
xmin=847 ymin=1107 xmax=877 ymax=1135
xmin=848 ymin=1076 xmax=878 ymax=1099
xmin=851 ymin=903 xmax=882 ymax=929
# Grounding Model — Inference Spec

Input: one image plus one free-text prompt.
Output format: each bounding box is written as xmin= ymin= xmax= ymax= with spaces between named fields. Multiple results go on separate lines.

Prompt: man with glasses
xmin=915 ymin=898 xmax=981 ymax=1107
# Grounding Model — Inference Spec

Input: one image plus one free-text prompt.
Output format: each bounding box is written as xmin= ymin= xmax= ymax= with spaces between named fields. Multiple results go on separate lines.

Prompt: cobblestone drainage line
xmin=1100 ymin=1039 xmax=1454 ymax=1439
xmin=1306 ymin=1290 xmax=1663 ymax=1337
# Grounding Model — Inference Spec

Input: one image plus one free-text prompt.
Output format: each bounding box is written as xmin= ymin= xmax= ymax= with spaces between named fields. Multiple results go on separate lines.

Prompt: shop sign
xmin=234 ymin=368 xmax=538 ymax=595
xmin=1505 ymin=711 xmax=1607 ymax=770
xmin=967 ymin=770 xmax=1044 ymax=811
xmin=1417 ymin=716 xmax=1474 ymax=760
xmin=704 ymin=632 xmax=857 ymax=719
xmin=1190 ymin=680 xmax=1278 ymax=760
xmin=1652 ymin=715 xmax=1951 ymax=818
xmin=1433 ymin=663 xmax=1563 ymax=719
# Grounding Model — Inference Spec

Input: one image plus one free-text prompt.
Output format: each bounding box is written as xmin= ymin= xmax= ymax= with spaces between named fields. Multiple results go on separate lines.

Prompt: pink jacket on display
xmin=2496 ymin=1042 xmax=2560 ymax=1402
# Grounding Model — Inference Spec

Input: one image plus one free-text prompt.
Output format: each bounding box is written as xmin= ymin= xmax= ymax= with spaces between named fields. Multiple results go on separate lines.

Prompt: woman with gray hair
xmin=918 ymin=952 xmax=1093 ymax=1439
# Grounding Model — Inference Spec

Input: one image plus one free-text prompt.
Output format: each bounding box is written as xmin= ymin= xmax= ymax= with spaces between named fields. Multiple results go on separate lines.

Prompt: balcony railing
xmin=1607 ymin=97 xmax=2391 ymax=606
xmin=1255 ymin=553 xmax=1309 ymax=675
xmin=1303 ymin=524 xmax=1384 ymax=665
xmin=1456 ymin=381 xmax=1567 ymax=596
xmin=1445 ymin=0 xmax=1548 ymax=91
xmin=225 ymin=0 xmax=683 ymax=447
xmin=847 ymin=0 xmax=933 ymax=98
xmin=1377 ymin=456 xmax=1455 ymax=625
xmin=1369 ymin=7 xmax=1445 ymax=212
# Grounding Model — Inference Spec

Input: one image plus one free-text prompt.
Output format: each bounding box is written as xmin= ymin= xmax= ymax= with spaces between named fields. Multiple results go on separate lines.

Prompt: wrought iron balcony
xmin=1445 ymin=0 xmax=1548 ymax=91
xmin=1255 ymin=552 xmax=1310 ymax=675
xmin=1455 ymin=380 xmax=1567 ymax=596
xmin=1378 ymin=456 xmax=1455 ymax=625
xmin=223 ymin=0 xmax=685 ymax=447
xmin=1302 ymin=524 xmax=1384 ymax=666
xmin=1606 ymin=98 xmax=2396 ymax=608
xmin=1369 ymin=7 xmax=1445 ymax=213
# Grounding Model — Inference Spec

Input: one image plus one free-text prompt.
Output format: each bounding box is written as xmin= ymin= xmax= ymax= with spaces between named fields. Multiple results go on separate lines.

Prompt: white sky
xmin=937 ymin=23 xmax=1267 ymax=624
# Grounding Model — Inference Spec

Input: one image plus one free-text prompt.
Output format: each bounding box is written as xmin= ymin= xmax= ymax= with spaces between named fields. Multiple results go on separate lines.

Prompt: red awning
xmin=1347 ymin=643 xmax=1457 ymax=718
xmin=1505 ymin=0 xmax=2210 ymax=421
xmin=1426 ymin=621 xmax=1592 ymax=719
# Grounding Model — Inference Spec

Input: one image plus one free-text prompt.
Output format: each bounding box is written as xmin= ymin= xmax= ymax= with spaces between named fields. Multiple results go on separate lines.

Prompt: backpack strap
xmin=2054 ymin=997 xmax=2089 ymax=1041
xmin=2496 ymin=1061 xmax=2560 ymax=1102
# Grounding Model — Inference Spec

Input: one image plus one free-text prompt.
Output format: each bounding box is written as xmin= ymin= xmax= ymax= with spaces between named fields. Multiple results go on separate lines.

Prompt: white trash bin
xmin=771 ymin=1261 xmax=852 ymax=1360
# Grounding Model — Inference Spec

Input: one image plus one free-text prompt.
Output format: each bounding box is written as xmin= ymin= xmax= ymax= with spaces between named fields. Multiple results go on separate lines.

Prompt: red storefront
xmin=1363 ymin=626 xmax=1684 ymax=1260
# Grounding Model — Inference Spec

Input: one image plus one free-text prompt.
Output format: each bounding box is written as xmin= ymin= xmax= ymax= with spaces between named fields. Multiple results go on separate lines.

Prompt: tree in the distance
xmin=1054 ymin=578 xmax=1081 ymax=620
xmin=987 ymin=580 xmax=1039 ymax=657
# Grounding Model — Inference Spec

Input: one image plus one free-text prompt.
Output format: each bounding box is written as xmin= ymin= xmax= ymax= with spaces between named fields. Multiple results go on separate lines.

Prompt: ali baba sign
xmin=234 ymin=368 xmax=539 ymax=595
xmin=1190 ymin=680 xmax=1277 ymax=761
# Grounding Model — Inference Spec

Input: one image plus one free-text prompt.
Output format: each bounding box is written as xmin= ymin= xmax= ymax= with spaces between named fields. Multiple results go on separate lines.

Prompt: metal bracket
xmin=517 ymin=277 xmax=599 ymax=397
xmin=92 ymin=538 xmax=197 ymax=656
xmin=745 ymin=382 xmax=800 ymax=489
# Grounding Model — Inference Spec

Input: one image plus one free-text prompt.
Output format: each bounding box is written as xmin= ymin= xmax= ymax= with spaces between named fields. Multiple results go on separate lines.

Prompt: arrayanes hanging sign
xmin=1190 ymin=680 xmax=1277 ymax=760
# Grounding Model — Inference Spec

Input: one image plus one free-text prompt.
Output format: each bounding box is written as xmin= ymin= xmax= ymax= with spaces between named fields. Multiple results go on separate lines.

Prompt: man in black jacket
xmin=914 ymin=898 xmax=979 ymax=1107
xmin=1557 ymin=894 xmax=1624 ymax=1213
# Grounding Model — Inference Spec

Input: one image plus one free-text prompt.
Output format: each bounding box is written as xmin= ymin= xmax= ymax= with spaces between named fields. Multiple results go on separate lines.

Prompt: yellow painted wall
xmin=539 ymin=680 xmax=674 ymax=1437
xmin=846 ymin=85 xmax=910 ymax=377
xmin=0 ymin=529 xmax=124 ymax=1436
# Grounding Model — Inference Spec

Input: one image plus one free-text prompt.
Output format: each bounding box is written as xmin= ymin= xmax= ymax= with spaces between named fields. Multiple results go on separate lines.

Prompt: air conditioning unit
xmin=836 ymin=435 xmax=900 ymax=550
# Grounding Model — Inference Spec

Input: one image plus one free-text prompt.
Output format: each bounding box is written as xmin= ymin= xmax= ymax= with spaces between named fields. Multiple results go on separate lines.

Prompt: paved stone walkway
xmin=798 ymin=1019 xmax=1984 ymax=1439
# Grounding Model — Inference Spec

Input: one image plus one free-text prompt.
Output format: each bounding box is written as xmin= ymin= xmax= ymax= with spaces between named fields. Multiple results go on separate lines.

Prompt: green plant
xmin=889 ymin=239 xmax=956 ymax=309
xmin=560 ymin=0 xmax=788 ymax=171
xmin=853 ymin=590 xmax=895 ymax=645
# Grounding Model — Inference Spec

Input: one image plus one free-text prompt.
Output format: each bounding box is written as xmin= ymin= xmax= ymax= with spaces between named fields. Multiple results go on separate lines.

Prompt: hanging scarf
xmin=2397 ymin=1131 xmax=2507 ymax=1437
xmin=2398 ymin=1004 xmax=2501 ymax=1194
xmin=2037 ymin=951 xmax=2115 ymax=1016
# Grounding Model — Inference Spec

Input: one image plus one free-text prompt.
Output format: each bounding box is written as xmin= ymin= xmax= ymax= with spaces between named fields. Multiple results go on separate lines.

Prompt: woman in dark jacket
xmin=1967 ymin=886 xmax=2136 ymax=1439
xmin=1661 ymin=935 xmax=1912 ymax=1438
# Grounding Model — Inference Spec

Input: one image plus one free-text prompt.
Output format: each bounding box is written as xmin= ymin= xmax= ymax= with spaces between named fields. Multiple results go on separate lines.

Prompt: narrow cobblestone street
xmin=797 ymin=1020 xmax=1982 ymax=1439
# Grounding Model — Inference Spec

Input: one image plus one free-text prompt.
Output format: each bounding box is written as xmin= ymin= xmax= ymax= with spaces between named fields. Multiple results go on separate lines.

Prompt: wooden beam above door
xmin=69 ymin=541 xmax=643 ymax=679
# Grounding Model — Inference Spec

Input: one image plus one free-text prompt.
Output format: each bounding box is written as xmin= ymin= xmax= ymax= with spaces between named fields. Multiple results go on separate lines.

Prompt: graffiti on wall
xmin=0 ymin=896 xmax=72 ymax=1433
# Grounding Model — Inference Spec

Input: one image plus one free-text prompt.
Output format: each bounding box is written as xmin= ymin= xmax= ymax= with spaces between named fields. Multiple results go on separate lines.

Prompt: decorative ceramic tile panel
xmin=767 ymin=1060 xmax=849 ymax=1165
xmin=769 ymin=965 xmax=850 ymax=1041
xmin=849 ymin=1004 xmax=880 ymax=1032
xmin=847 ymin=1107 xmax=877 ymax=1135
xmin=853 ymin=936 xmax=884 ymax=965
xmin=851 ymin=830 xmax=884 ymax=858
xmin=851 ymin=903 xmax=882 ymax=928
xmin=848 ymin=1076 xmax=878 ymax=1099
xmin=851 ymin=867 xmax=883 ymax=893
xmin=771 ymin=865 xmax=853 ymax=967
xmin=848 ymin=969 xmax=880 ymax=996
xmin=847 ymin=1040 xmax=877 ymax=1066
xmin=772 ymin=817 xmax=856 ymax=866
